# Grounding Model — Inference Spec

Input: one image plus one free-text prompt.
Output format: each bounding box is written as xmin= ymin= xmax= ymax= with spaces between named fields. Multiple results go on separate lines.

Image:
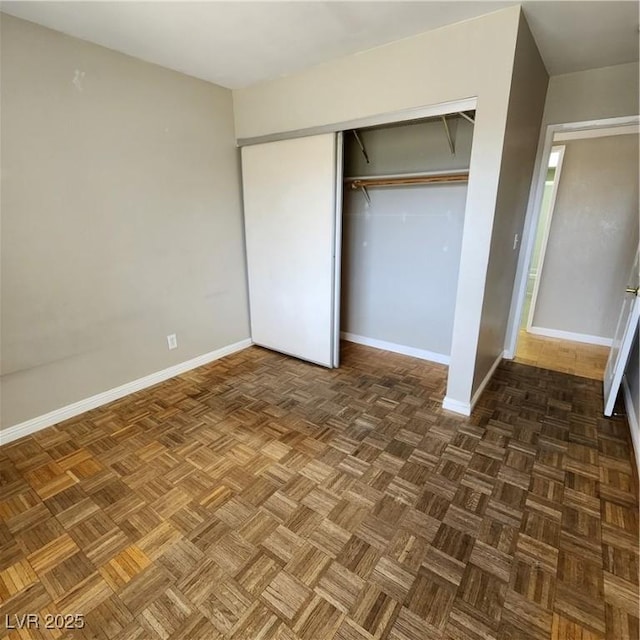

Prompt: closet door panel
xmin=241 ymin=134 xmax=338 ymax=368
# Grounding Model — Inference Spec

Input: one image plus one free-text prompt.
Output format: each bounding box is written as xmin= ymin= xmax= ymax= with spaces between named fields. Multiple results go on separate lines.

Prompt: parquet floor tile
xmin=515 ymin=331 xmax=609 ymax=380
xmin=0 ymin=344 xmax=637 ymax=639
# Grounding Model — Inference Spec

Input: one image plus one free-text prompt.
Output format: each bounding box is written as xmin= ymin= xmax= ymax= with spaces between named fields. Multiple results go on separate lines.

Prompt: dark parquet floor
xmin=0 ymin=343 xmax=638 ymax=639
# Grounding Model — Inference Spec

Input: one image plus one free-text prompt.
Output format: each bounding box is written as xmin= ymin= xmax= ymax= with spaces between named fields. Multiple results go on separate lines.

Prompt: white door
xmin=241 ymin=134 xmax=341 ymax=368
xmin=603 ymin=251 xmax=640 ymax=416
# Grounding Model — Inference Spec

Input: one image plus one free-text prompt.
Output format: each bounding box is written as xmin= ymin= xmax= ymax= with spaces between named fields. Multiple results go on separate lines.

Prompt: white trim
xmin=442 ymin=396 xmax=471 ymax=416
xmin=237 ymin=97 xmax=477 ymax=147
xmin=444 ymin=350 xmax=505 ymax=416
xmin=621 ymin=374 xmax=640 ymax=476
xmin=526 ymin=144 xmax=565 ymax=331
xmin=504 ymin=114 xmax=640 ymax=361
xmin=471 ymin=350 xmax=505 ymax=410
xmin=340 ymin=332 xmax=450 ymax=365
xmin=603 ymin=292 xmax=639 ymax=417
xmin=553 ymin=124 xmax=639 ymax=142
xmin=505 ymin=123 xmax=556 ymax=356
xmin=551 ymin=115 xmax=640 ymax=135
xmin=332 ymin=132 xmax=344 ymax=368
xmin=527 ymin=326 xmax=613 ymax=347
xmin=0 ymin=339 xmax=253 ymax=446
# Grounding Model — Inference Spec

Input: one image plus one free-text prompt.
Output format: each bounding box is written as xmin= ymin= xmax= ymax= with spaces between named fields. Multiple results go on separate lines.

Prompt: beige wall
xmin=472 ymin=12 xmax=548 ymax=393
xmin=1 ymin=15 xmax=251 ymax=429
xmin=543 ymin=62 xmax=639 ymax=125
xmin=233 ymin=7 xmax=516 ymax=140
xmin=234 ymin=6 xmax=522 ymax=410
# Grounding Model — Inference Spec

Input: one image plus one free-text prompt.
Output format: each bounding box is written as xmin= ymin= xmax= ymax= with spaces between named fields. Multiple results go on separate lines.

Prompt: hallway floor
xmin=514 ymin=330 xmax=610 ymax=380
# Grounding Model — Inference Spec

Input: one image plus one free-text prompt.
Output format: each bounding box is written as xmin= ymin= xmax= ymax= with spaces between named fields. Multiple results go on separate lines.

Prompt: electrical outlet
xmin=167 ymin=334 xmax=177 ymax=350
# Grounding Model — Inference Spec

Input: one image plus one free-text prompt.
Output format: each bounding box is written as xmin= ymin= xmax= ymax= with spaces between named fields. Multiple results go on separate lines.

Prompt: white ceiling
xmin=1 ymin=1 xmax=638 ymax=89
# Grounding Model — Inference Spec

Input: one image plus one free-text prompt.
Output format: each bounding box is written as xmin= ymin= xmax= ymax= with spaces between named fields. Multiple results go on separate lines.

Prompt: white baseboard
xmin=0 ymin=339 xmax=253 ymax=446
xmin=621 ymin=374 xmax=640 ymax=476
xmin=340 ymin=332 xmax=449 ymax=365
xmin=471 ymin=350 xmax=505 ymax=410
xmin=528 ymin=326 xmax=612 ymax=347
xmin=442 ymin=396 xmax=471 ymax=416
xmin=442 ymin=350 xmax=505 ymax=417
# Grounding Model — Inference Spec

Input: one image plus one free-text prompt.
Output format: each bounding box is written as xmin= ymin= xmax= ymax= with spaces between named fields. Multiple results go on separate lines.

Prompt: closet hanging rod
xmin=344 ymin=169 xmax=469 ymax=181
xmin=347 ymin=172 xmax=469 ymax=190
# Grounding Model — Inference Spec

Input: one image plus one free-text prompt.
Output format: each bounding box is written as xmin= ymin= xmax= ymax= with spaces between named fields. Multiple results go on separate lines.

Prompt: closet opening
xmin=339 ymin=112 xmax=476 ymax=367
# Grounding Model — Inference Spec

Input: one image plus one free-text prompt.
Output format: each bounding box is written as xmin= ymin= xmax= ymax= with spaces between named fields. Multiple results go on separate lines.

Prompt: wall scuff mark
xmin=72 ymin=69 xmax=85 ymax=92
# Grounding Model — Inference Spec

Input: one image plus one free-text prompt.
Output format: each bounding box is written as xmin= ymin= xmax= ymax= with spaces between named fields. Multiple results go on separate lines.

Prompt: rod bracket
xmin=352 ymin=131 xmax=370 ymax=164
xmin=441 ymin=116 xmax=455 ymax=155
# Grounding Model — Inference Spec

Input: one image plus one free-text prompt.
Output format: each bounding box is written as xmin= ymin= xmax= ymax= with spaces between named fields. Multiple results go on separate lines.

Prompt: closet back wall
xmin=341 ymin=119 xmax=473 ymax=360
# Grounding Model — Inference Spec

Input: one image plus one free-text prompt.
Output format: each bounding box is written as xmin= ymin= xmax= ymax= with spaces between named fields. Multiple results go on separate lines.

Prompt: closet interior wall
xmin=341 ymin=116 xmax=474 ymax=362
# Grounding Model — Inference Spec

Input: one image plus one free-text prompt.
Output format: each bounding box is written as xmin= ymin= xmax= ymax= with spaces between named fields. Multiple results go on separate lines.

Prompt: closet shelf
xmin=345 ymin=171 xmax=469 ymax=190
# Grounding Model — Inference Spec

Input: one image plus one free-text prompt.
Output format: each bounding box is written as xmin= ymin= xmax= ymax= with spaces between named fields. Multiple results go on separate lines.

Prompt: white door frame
xmin=525 ymin=144 xmax=566 ymax=331
xmin=504 ymin=115 xmax=640 ymax=359
xmin=604 ymin=250 xmax=640 ymax=417
xmin=332 ymin=132 xmax=344 ymax=367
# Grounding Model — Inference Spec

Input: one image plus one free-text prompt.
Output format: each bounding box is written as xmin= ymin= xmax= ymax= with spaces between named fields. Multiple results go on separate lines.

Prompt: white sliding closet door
xmin=241 ymin=134 xmax=341 ymax=368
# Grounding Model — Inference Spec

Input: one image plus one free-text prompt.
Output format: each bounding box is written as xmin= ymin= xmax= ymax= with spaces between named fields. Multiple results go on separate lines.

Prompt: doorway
xmin=510 ymin=119 xmax=639 ymax=380
xmin=520 ymin=145 xmax=564 ymax=332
